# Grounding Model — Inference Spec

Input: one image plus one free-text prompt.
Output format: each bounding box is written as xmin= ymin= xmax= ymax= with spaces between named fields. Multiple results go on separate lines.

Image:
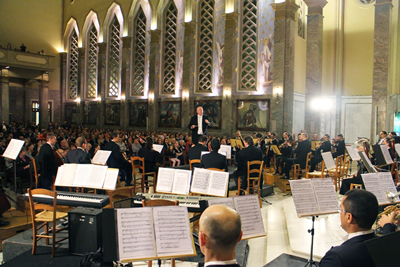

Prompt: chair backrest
xmin=247 ymin=160 xmax=264 ymax=180
xmin=108 ymin=187 xmax=134 ymax=205
xmin=189 ymin=159 xmax=201 ymax=170
xmin=304 ymin=152 xmax=312 ymax=171
xmin=207 ymin=168 xmax=225 ymax=172
xmin=142 ymin=199 xmax=179 ymax=207
xmin=31 ymin=158 xmax=39 ymax=188
xmin=350 ymin=183 xmax=362 ymax=190
xmin=28 ymin=188 xmax=58 ymax=216
xmin=131 ymin=156 xmax=145 ymax=175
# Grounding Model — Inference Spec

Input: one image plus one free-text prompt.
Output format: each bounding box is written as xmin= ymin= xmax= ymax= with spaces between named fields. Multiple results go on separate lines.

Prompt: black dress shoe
xmin=0 ymin=220 xmax=10 ymax=227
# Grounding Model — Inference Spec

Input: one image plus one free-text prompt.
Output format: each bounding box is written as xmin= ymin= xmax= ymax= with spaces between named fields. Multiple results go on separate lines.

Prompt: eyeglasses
xmin=337 ymin=206 xmax=349 ymax=213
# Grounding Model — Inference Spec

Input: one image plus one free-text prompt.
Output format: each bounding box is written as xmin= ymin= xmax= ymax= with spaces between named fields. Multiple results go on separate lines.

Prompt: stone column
xmin=222 ymin=12 xmax=239 ymax=136
xmin=181 ymin=22 xmax=196 ymax=129
xmin=121 ymin=37 xmax=132 ymax=130
xmin=304 ymin=0 xmax=327 ymax=137
xmin=77 ymin=48 xmax=85 ymax=124
xmin=39 ymin=75 xmax=50 ymax=129
xmin=0 ymin=70 xmax=9 ymax=122
xmin=60 ymin=52 xmax=67 ymax=122
xmin=271 ymin=1 xmax=299 ymax=136
xmin=97 ymin=43 xmax=107 ymax=127
xmin=148 ymin=30 xmax=161 ymax=132
xmin=372 ymin=0 xmax=393 ymax=140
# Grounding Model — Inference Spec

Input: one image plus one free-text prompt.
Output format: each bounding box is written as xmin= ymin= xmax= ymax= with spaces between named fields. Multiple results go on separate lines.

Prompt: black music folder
xmin=365 ymin=231 xmax=400 ymax=267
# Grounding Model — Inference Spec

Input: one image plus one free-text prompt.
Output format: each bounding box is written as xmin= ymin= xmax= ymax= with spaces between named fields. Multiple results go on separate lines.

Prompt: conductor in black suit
xmin=38 ymin=133 xmax=58 ymax=190
xmin=64 ymin=137 xmax=91 ymax=164
xmin=200 ymin=139 xmax=228 ymax=171
xmin=188 ymin=106 xmax=211 ymax=144
xmin=186 ymin=135 xmax=209 ymax=168
xmin=319 ymin=189 xmax=378 ymax=267
xmin=102 ymin=132 xmax=132 ymax=186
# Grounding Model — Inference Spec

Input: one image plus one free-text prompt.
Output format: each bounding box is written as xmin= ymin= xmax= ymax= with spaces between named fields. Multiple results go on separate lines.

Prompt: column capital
xmin=98 ymin=43 xmax=107 ymax=54
xmin=304 ymin=0 xmax=327 ymax=15
xmin=150 ymin=29 xmax=162 ymax=43
xmin=1 ymin=69 xmax=9 ymax=78
xmin=375 ymin=0 xmax=393 ymax=5
xmin=222 ymin=12 xmax=239 ymax=29
xmin=183 ymin=21 xmax=197 ymax=36
xmin=271 ymin=2 xmax=299 ymax=21
xmin=122 ymin=36 xmax=132 ymax=48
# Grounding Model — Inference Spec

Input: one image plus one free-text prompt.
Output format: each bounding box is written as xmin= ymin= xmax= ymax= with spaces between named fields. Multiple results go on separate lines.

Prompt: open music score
xmin=219 ymin=144 xmax=232 ymax=159
xmin=190 ymin=168 xmax=229 ymax=197
xmin=346 ymin=145 xmax=361 ymax=161
xmin=321 ymin=152 xmax=336 ymax=170
xmin=116 ymin=206 xmax=196 ymax=263
xmin=91 ymin=150 xmax=111 ymax=165
xmin=1 ymin=139 xmax=25 ymax=160
xmin=152 ymin=144 xmax=164 ymax=153
xmin=156 ymin=168 xmax=192 ymax=195
xmin=208 ymin=195 xmax=266 ymax=239
xmin=362 ymin=172 xmax=400 ymax=205
xmin=289 ymin=178 xmax=339 ymax=217
xmin=270 ymin=145 xmax=281 ymax=155
xmin=230 ymin=139 xmax=243 ymax=148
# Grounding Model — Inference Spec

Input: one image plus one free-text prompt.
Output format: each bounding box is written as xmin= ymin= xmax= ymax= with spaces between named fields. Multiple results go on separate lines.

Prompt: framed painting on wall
xmin=158 ymin=101 xmax=181 ymax=128
xmin=83 ymin=102 xmax=97 ymax=125
xmin=105 ymin=103 xmax=120 ymax=125
xmin=236 ymin=99 xmax=270 ymax=131
xmin=64 ymin=103 xmax=77 ymax=123
xmin=129 ymin=102 xmax=148 ymax=127
xmin=194 ymin=100 xmax=222 ymax=129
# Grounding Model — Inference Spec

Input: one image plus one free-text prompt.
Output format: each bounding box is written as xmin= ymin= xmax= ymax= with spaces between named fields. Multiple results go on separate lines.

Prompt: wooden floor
xmin=0 ymin=208 xmax=32 ymax=251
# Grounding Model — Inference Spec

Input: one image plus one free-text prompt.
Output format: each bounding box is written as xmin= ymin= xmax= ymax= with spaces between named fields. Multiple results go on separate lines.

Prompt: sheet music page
xmin=2 ymin=139 xmax=25 ymax=160
xmin=54 ymin=166 xmax=65 ymax=186
xmin=207 ymin=198 xmax=235 ymax=209
xmin=72 ymin=164 xmax=93 ymax=187
xmin=91 ymin=150 xmax=111 ymax=165
xmin=153 ymin=206 xmax=195 ymax=257
xmin=116 ymin=207 xmax=157 ymax=262
xmin=359 ymin=151 xmax=377 ymax=173
xmin=207 ymin=171 xmax=229 ymax=197
xmin=311 ymin=178 xmax=339 ymax=214
xmin=233 ymin=195 xmax=266 ymax=239
xmin=380 ymin=144 xmax=394 ymax=164
xmin=219 ymin=145 xmax=232 ymax=159
xmin=171 ymin=169 xmax=192 ymax=195
xmin=191 ymin=168 xmax=211 ymax=194
xmin=153 ymin=144 xmax=164 ymax=153
xmin=289 ymin=180 xmax=319 ymax=217
xmin=362 ymin=173 xmax=388 ymax=205
xmin=103 ymin=168 xmax=119 ymax=190
xmin=395 ymin=144 xmax=400 ymax=157
xmin=378 ymin=172 xmax=399 ymax=203
xmin=346 ymin=146 xmax=361 ymax=161
xmin=201 ymin=151 xmax=210 ymax=158
xmin=55 ymin=164 xmax=77 ymax=187
xmin=156 ymin=168 xmax=176 ymax=193
xmin=321 ymin=152 xmax=336 ymax=170
xmin=86 ymin=165 xmax=108 ymax=188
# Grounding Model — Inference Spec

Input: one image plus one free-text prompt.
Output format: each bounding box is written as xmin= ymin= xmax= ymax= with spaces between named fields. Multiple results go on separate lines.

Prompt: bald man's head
xmin=199 ymin=205 xmax=242 ymax=258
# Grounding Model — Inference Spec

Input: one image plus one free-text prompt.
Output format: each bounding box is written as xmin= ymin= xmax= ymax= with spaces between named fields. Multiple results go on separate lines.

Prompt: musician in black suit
xmin=188 ymin=106 xmax=211 ymax=144
xmin=186 ymin=135 xmax=209 ymax=168
xmin=282 ymin=133 xmax=311 ymax=179
xmin=64 ymin=137 xmax=91 ymax=164
xmin=137 ymin=137 xmax=163 ymax=174
xmin=102 ymin=132 xmax=132 ymax=186
xmin=199 ymin=204 xmax=242 ymax=267
xmin=319 ymin=189 xmax=378 ymax=267
xmin=38 ymin=133 xmax=58 ymax=190
xmin=332 ymin=134 xmax=345 ymax=158
xmin=265 ymin=132 xmax=278 ymax=168
xmin=233 ymin=136 xmax=263 ymax=190
xmin=309 ymin=134 xmax=332 ymax=172
xmin=200 ymin=139 xmax=228 ymax=171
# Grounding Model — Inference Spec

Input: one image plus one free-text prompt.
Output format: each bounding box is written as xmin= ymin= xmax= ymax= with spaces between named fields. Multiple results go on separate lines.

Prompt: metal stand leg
xmin=304 ymin=215 xmax=319 ymax=267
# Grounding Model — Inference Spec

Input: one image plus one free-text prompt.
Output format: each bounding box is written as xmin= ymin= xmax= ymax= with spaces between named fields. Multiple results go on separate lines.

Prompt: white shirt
xmin=205 ymin=259 xmax=238 ymax=266
xmin=197 ymin=115 xmax=203 ymax=135
xmin=347 ymin=229 xmax=373 ymax=240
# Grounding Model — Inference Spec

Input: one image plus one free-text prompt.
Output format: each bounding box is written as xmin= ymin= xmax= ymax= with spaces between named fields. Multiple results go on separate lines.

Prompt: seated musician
xmin=265 ymin=132 xmax=278 ymax=168
xmin=200 ymin=139 xmax=227 ymax=171
xmin=319 ymin=189 xmax=378 ymax=267
xmin=199 ymin=204 xmax=242 ymax=267
xmin=281 ymin=133 xmax=311 ymax=179
xmin=137 ymin=137 xmax=163 ymax=174
xmin=186 ymin=135 xmax=209 ymax=168
xmin=273 ymin=133 xmax=292 ymax=175
xmin=332 ymin=134 xmax=345 ymax=158
xmin=16 ymin=147 xmax=31 ymax=185
xmin=377 ymin=205 xmax=400 ymax=235
xmin=309 ymin=134 xmax=332 ymax=172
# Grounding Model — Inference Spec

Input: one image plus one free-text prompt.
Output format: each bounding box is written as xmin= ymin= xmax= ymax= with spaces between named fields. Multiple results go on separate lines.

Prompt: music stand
xmin=304 ymin=215 xmax=319 ymax=267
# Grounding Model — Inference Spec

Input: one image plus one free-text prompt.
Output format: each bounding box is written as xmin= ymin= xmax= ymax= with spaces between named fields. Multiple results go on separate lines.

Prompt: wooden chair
xmin=327 ymin=156 xmax=343 ymax=191
xmin=142 ymin=199 xmax=179 ymax=267
xmin=28 ymin=188 xmax=68 ymax=257
xmin=293 ymin=152 xmax=312 ymax=179
xmin=130 ymin=156 xmax=157 ymax=193
xmin=162 ymin=150 xmax=171 ymax=167
xmin=189 ymin=159 xmax=201 ymax=170
xmin=350 ymin=183 xmax=362 ymax=190
xmin=207 ymin=168 xmax=225 ymax=172
xmin=31 ymin=157 xmax=39 ymax=188
xmin=238 ymin=160 xmax=264 ymax=197
xmin=305 ymin=160 xmax=326 ymax=179
xmin=107 ymin=187 xmax=134 ymax=207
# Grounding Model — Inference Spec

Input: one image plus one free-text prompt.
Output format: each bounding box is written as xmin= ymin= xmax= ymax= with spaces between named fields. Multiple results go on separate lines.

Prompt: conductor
xmin=188 ymin=106 xmax=211 ymax=145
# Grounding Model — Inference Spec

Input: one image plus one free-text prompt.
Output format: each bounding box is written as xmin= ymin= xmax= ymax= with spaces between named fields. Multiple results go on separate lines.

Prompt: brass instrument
xmin=374 ymin=203 xmax=400 ymax=231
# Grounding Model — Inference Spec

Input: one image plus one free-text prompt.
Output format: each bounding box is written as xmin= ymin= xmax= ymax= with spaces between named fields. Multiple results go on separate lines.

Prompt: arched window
xmin=108 ymin=15 xmax=122 ymax=97
xmin=68 ymin=29 xmax=79 ymax=99
xmin=197 ymin=0 xmax=214 ymax=93
xmin=131 ymin=7 xmax=146 ymax=96
xmin=162 ymin=2 xmax=177 ymax=94
xmin=86 ymin=23 xmax=98 ymax=98
xmin=240 ymin=0 xmax=258 ymax=91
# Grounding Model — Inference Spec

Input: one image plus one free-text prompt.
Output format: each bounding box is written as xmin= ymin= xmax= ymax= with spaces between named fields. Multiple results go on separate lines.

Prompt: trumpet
xmin=374 ymin=203 xmax=400 ymax=230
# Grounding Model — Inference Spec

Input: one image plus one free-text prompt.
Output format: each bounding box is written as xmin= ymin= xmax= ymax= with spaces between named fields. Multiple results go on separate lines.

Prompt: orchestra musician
xmin=38 ymin=133 xmax=58 ymax=190
xmin=273 ymin=133 xmax=293 ymax=175
xmin=281 ymin=133 xmax=311 ymax=179
xmin=309 ymin=134 xmax=332 ymax=172
xmin=332 ymin=134 xmax=345 ymax=158
xmin=265 ymin=132 xmax=279 ymax=168
xmin=234 ymin=130 xmax=245 ymax=149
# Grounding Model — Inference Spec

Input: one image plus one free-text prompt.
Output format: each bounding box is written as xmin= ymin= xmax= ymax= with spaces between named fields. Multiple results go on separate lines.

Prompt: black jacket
xmin=200 ymin=150 xmax=228 ymax=171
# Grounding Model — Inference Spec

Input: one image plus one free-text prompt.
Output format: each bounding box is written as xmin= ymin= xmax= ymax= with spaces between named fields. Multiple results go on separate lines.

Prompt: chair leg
xmin=32 ymin=223 xmax=37 ymax=255
xmin=52 ymin=223 xmax=56 ymax=257
xmin=45 ymin=222 xmax=49 ymax=245
xmin=148 ymin=260 xmax=152 ymax=267
xmin=172 ymin=258 xmax=176 ymax=267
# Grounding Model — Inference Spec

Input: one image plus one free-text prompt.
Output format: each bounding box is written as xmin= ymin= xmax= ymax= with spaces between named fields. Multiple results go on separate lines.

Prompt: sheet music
xmin=200 ymin=150 xmax=226 ymax=157
xmin=207 ymin=171 xmax=229 ymax=197
xmin=289 ymin=180 xmax=319 ymax=217
xmin=171 ymin=170 xmax=192 ymax=195
xmin=359 ymin=151 xmax=377 ymax=173
xmin=55 ymin=164 xmax=77 ymax=186
xmin=191 ymin=168 xmax=211 ymax=194
xmin=233 ymin=195 xmax=265 ymax=239
xmin=116 ymin=208 xmax=157 ymax=262
xmin=153 ymin=144 xmax=164 ymax=153
xmin=91 ymin=150 xmax=111 ymax=165
xmin=86 ymin=165 xmax=107 ymax=188
xmin=321 ymin=152 xmax=336 ymax=170
xmin=103 ymin=168 xmax=119 ymax=190
xmin=153 ymin=206 xmax=195 ymax=257
xmin=72 ymin=164 xmax=92 ymax=187
xmin=312 ymin=178 xmax=339 ymax=214
xmin=395 ymin=144 xmax=400 ymax=157
xmin=207 ymin=198 xmax=235 ymax=209
xmin=2 ymin=139 xmax=25 ymax=160
xmin=362 ymin=173 xmax=388 ymax=205
xmin=380 ymin=144 xmax=394 ymax=164
xmin=156 ymin=168 xmax=176 ymax=193
xmin=378 ymin=172 xmax=399 ymax=202
xmin=54 ymin=166 xmax=65 ymax=186
xmin=219 ymin=145 xmax=232 ymax=159
xmin=346 ymin=146 xmax=361 ymax=161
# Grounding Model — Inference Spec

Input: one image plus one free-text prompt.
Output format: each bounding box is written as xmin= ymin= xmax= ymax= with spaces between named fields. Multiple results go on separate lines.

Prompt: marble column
xmin=77 ymin=48 xmax=85 ymax=124
xmin=271 ymin=1 xmax=299 ymax=136
xmin=181 ymin=22 xmax=196 ymax=129
xmin=39 ymin=76 xmax=50 ymax=129
xmin=372 ymin=0 xmax=393 ymax=139
xmin=97 ymin=43 xmax=107 ymax=127
xmin=222 ymin=12 xmax=239 ymax=136
xmin=148 ymin=30 xmax=161 ymax=132
xmin=121 ymin=37 xmax=132 ymax=129
xmin=0 ymin=70 xmax=9 ymax=122
xmin=304 ymin=0 xmax=327 ymax=137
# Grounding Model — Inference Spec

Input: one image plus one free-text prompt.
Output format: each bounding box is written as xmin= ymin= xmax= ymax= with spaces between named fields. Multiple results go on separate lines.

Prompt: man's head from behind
xmin=340 ymin=189 xmax=378 ymax=233
xmin=199 ymin=205 xmax=242 ymax=262
xmin=198 ymin=135 xmax=207 ymax=145
xmin=243 ymin=136 xmax=253 ymax=147
xmin=211 ymin=139 xmax=220 ymax=151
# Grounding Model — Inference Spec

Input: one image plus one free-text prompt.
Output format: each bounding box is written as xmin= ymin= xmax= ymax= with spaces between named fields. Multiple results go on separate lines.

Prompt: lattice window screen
xmin=87 ymin=24 xmax=98 ymax=98
xmin=108 ymin=16 xmax=121 ymax=97
xmin=240 ymin=0 xmax=258 ymax=91
xmin=162 ymin=3 xmax=177 ymax=94
xmin=68 ymin=30 xmax=79 ymax=99
xmin=298 ymin=0 xmax=305 ymax=39
xmin=197 ymin=0 xmax=214 ymax=93
xmin=132 ymin=8 xmax=146 ymax=96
